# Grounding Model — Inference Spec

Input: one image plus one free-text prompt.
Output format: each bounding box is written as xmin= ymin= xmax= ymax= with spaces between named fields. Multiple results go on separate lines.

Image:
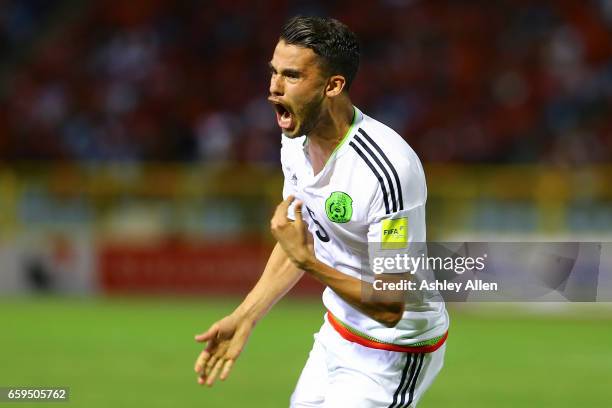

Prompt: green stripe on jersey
xmin=324 ymin=106 xmax=357 ymax=167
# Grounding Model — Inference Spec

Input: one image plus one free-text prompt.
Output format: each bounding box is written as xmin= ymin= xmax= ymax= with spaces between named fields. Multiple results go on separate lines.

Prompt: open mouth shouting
xmin=269 ymin=98 xmax=296 ymax=132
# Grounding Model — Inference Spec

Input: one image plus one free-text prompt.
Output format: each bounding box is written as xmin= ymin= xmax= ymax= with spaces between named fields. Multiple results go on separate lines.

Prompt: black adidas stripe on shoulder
xmin=358 ymin=128 xmax=404 ymax=211
xmin=353 ymin=134 xmax=398 ymax=212
xmin=349 ymin=140 xmax=391 ymax=214
xmin=350 ymin=128 xmax=404 ymax=214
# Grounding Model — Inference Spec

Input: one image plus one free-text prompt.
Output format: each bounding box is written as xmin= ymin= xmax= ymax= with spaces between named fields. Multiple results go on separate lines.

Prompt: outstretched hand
xmin=194 ymin=314 xmax=253 ymax=387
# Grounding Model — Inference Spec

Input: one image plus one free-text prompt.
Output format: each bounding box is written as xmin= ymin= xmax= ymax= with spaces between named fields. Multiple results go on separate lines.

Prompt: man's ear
xmin=325 ymin=75 xmax=346 ymax=97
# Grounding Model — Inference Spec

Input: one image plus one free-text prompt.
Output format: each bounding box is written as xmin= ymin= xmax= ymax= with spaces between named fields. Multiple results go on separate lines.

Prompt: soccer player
xmin=194 ymin=16 xmax=449 ymax=407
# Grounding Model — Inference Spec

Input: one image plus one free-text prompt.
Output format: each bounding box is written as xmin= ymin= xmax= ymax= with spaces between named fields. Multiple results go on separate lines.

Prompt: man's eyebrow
xmin=283 ymin=68 xmax=301 ymax=77
xmin=268 ymin=62 xmax=301 ymax=77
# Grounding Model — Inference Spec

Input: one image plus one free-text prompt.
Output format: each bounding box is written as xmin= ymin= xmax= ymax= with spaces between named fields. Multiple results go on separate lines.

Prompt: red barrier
xmin=98 ymin=240 xmax=323 ymax=296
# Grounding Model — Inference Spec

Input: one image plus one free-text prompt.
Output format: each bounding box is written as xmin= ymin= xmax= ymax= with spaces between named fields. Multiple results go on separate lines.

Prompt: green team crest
xmin=325 ymin=191 xmax=353 ymax=223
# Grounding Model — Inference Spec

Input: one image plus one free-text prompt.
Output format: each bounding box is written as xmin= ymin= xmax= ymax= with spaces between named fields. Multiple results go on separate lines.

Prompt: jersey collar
xmin=302 ymin=105 xmax=364 ymax=165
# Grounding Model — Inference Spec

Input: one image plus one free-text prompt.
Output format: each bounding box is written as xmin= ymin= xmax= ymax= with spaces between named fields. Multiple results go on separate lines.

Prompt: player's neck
xmin=307 ymin=99 xmax=354 ymax=175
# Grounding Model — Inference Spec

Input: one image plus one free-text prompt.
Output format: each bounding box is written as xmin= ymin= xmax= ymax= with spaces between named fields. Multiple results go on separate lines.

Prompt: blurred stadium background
xmin=0 ymin=1 xmax=611 ymax=407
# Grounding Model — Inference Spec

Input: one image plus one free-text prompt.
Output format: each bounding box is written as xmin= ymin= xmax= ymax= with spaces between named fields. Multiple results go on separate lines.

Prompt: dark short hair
xmin=280 ymin=16 xmax=360 ymax=90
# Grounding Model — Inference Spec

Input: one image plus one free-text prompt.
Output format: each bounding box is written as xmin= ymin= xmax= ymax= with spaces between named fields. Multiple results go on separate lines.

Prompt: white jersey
xmin=281 ymin=106 xmax=448 ymax=347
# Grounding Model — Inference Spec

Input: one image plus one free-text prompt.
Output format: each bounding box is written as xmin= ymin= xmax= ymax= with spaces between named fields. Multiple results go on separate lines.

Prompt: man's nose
xmin=269 ymin=74 xmax=283 ymax=96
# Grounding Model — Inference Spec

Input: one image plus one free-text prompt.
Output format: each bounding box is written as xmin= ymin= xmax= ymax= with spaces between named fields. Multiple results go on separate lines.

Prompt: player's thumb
xmin=194 ymin=323 xmax=218 ymax=342
xmin=294 ymin=200 xmax=304 ymax=222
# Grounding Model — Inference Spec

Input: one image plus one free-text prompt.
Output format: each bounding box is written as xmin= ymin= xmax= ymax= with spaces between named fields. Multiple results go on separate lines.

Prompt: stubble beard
xmin=283 ymin=91 xmax=326 ymax=139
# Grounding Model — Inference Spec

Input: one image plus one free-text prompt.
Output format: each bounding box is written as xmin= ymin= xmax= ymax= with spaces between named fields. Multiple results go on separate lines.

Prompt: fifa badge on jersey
xmin=381 ymin=218 xmax=408 ymax=249
xmin=325 ymin=191 xmax=353 ymax=223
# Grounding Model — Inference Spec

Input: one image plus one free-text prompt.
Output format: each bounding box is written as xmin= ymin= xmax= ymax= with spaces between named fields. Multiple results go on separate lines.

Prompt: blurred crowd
xmin=1 ymin=0 xmax=611 ymax=164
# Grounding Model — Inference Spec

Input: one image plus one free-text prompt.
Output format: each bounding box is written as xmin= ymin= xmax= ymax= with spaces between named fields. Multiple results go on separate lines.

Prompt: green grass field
xmin=1 ymin=297 xmax=611 ymax=407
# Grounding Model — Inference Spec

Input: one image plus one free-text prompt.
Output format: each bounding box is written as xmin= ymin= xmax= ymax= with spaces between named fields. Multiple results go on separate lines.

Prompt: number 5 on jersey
xmin=305 ymin=206 xmax=330 ymax=242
